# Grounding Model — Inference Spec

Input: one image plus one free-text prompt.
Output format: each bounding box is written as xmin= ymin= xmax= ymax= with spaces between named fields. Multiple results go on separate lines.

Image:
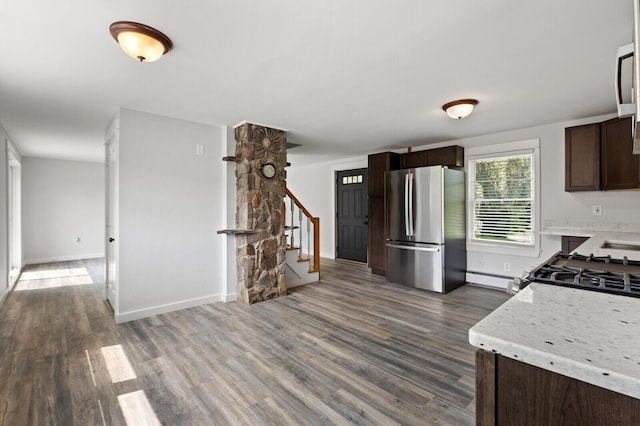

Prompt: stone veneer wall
xmin=234 ymin=123 xmax=287 ymax=304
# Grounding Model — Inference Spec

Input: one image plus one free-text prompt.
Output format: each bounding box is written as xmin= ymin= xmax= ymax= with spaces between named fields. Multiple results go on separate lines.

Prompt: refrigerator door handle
xmin=386 ymin=243 xmax=440 ymax=253
xmin=408 ymin=172 xmax=414 ymax=236
xmin=404 ymin=174 xmax=410 ymax=236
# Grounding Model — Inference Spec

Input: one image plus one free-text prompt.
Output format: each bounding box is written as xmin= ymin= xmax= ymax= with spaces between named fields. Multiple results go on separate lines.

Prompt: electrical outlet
xmin=504 ymin=262 xmax=511 ymax=272
xmin=592 ymin=205 xmax=602 ymax=216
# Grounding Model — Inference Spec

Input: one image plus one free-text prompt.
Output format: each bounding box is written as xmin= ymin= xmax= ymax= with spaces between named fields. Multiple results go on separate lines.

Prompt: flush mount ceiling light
xmin=442 ymin=99 xmax=479 ymax=120
xmin=109 ymin=21 xmax=172 ymax=62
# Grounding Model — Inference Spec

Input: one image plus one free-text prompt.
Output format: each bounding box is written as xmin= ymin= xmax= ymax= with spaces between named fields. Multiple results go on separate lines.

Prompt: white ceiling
xmin=0 ymin=1 xmax=633 ymax=165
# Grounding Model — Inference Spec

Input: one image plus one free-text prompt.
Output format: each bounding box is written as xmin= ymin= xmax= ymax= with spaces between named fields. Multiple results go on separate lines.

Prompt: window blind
xmin=470 ymin=152 xmax=535 ymax=246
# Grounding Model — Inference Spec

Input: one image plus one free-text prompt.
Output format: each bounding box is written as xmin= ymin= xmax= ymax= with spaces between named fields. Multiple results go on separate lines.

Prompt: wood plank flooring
xmin=0 ymin=258 xmax=510 ymax=425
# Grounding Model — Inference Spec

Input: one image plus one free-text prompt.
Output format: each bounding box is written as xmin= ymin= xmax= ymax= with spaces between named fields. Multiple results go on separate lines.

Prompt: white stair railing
xmin=284 ymin=188 xmax=320 ymax=273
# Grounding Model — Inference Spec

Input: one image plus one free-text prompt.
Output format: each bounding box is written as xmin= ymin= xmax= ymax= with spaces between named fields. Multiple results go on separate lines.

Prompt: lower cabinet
xmin=476 ymin=350 xmax=640 ymax=426
xmin=561 ymin=236 xmax=589 ymax=253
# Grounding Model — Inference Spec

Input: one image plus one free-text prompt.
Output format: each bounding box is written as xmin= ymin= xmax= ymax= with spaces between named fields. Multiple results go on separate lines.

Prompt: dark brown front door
xmin=336 ymin=168 xmax=368 ymax=263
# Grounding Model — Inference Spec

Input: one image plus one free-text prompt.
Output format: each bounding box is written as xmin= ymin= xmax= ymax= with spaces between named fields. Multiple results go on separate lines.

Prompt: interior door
xmin=105 ymin=118 xmax=119 ymax=312
xmin=336 ymin=168 xmax=368 ymax=262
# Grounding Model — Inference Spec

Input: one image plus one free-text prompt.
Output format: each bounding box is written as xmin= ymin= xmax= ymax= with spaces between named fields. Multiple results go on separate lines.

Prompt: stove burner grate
xmin=528 ymin=256 xmax=640 ymax=298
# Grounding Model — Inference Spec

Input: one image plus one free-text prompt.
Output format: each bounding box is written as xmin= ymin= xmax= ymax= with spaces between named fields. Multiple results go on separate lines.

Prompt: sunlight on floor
xmin=14 ymin=267 xmax=94 ymax=291
xmin=101 ymin=344 xmax=137 ymax=383
xmin=118 ymin=390 xmax=162 ymax=426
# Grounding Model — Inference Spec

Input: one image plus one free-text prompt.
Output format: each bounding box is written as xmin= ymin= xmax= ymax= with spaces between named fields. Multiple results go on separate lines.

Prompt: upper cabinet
xmin=601 ymin=117 xmax=640 ymax=190
xmin=565 ymin=117 xmax=640 ymax=192
xmin=565 ymin=123 xmax=600 ymax=191
xmin=401 ymin=146 xmax=464 ymax=170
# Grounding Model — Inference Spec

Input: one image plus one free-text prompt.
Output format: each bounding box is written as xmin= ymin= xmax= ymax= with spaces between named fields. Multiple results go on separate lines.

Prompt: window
xmin=467 ymin=139 xmax=539 ymax=256
xmin=341 ymin=174 xmax=363 ymax=185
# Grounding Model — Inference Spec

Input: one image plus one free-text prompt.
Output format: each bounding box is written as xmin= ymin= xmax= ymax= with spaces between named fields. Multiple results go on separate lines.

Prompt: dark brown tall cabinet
xmin=367 ymin=146 xmax=464 ymax=276
xmin=565 ymin=117 xmax=640 ymax=192
xmin=367 ymin=152 xmax=400 ymax=275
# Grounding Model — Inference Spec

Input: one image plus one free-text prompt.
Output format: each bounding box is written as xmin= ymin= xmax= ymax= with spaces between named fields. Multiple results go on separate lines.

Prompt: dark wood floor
xmin=0 ymin=257 xmax=510 ymax=425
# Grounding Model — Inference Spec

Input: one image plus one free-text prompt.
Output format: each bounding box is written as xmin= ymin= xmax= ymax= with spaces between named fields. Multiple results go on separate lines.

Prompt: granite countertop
xmin=469 ymin=283 xmax=640 ymax=399
xmin=540 ymin=221 xmax=640 ymax=260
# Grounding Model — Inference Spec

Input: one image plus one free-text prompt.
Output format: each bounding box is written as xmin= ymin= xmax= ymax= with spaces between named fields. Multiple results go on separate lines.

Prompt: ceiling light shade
xmin=442 ymin=99 xmax=479 ymax=120
xmin=109 ymin=21 xmax=172 ymax=62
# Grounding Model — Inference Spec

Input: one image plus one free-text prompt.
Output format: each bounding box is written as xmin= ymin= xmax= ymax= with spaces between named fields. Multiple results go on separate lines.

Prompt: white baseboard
xmin=115 ymin=293 xmax=223 ymax=323
xmin=25 ymin=253 xmax=104 ymax=265
xmin=466 ymin=271 xmax=511 ymax=290
xmin=223 ymin=292 xmax=237 ymax=302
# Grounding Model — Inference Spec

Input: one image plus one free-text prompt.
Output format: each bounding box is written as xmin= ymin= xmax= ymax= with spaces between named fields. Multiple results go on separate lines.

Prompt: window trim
xmin=466 ymin=139 xmax=541 ymax=258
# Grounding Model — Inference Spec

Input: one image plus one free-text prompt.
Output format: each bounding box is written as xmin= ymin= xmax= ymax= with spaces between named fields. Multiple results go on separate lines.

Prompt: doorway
xmin=8 ymin=147 xmax=21 ymax=288
xmin=105 ymin=117 xmax=119 ymax=312
xmin=336 ymin=168 xmax=368 ymax=263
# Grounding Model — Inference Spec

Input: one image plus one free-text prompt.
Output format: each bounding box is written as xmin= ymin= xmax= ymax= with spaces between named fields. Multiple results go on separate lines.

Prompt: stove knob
xmin=507 ymin=277 xmax=522 ymax=295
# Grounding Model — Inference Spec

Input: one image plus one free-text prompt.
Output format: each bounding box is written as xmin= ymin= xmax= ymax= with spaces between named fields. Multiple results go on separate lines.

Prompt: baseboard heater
xmin=466 ymin=271 xmax=511 ymax=290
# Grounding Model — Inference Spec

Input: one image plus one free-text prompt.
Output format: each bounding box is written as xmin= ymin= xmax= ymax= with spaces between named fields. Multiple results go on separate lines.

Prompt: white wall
xmin=287 ymin=157 xmax=366 ymax=259
xmin=22 ymin=157 xmax=104 ymax=263
xmin=117 ymin=109 xmax=224 ymax=321
xmin=221 ymin=126 xmax=237 ymax=302
xmin=288 ymin=113 xmax=640 ymax=280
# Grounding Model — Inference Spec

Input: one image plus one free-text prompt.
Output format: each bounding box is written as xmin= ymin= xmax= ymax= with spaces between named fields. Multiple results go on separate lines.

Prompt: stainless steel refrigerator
xmin=385 ymin=166 xmax=466 ymax=293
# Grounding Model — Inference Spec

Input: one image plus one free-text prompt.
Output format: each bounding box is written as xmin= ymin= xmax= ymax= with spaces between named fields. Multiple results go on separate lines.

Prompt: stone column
xmin=234 ymin=123 xmax=287 ymax=304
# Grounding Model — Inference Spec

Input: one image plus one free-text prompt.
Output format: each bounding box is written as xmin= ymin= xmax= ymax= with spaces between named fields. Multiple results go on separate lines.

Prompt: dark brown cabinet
xmin=601 ymin=117 xmax=640 ymax=190
xmin=368 ymin=152 xmax=400 ymax=197
xmin=401 ymin=145 xmax=464 ymax=169
xmin=367 ymin=152 xmax=400 ymax=275
xmin=367 ymin=146 xmax=463 ymax=276
xmin=561 ymin=236 xmax=589 ymax=253
xmin=565 ymin=117 xmax=640 ymax=191
xmin=476 ymin=351 xmax=640 ymax=426
xmin=565 ymin=123 xmax=600 ymax=191
xmin=367 ymin=197 xmax=386 ymax=275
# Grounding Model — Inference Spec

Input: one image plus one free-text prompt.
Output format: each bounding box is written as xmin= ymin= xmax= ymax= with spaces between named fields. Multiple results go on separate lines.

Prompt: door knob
xmin=109 ymin=237 xmax=115 ymax=242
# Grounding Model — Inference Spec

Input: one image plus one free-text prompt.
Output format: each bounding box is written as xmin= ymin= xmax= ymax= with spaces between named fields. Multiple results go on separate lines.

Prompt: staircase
xmin=284 ymin=188 xmax=320 ymax=287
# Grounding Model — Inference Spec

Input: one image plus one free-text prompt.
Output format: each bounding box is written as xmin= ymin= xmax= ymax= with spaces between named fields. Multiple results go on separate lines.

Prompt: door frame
xmin=7 ymin=143 xmax=21 ymax=289
xmin=104 ymin=116 xmax=119 ymax=313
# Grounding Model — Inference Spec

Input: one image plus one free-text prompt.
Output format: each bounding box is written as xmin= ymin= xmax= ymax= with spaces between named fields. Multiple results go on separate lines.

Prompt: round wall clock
xmin=260 ymin=163 xmax=276 ymax=179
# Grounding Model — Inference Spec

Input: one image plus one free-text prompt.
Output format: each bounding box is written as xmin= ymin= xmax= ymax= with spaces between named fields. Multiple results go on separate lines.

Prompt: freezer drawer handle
xmin=386 ymin=243 xmax=440 ymax=252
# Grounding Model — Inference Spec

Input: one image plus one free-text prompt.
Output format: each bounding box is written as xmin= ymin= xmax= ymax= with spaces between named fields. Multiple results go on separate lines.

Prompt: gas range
xmin=507 ymin=252 xmax=640 ymax=298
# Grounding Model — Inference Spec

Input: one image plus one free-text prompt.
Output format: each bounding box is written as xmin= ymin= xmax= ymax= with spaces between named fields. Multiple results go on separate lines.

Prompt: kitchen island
xmin=469 ymin=283 xmax=640 ymax=425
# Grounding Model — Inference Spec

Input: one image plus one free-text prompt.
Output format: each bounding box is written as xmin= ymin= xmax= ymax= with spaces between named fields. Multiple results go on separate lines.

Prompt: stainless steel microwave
xmin=616 ymin=0 xmax=640 ymax=154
